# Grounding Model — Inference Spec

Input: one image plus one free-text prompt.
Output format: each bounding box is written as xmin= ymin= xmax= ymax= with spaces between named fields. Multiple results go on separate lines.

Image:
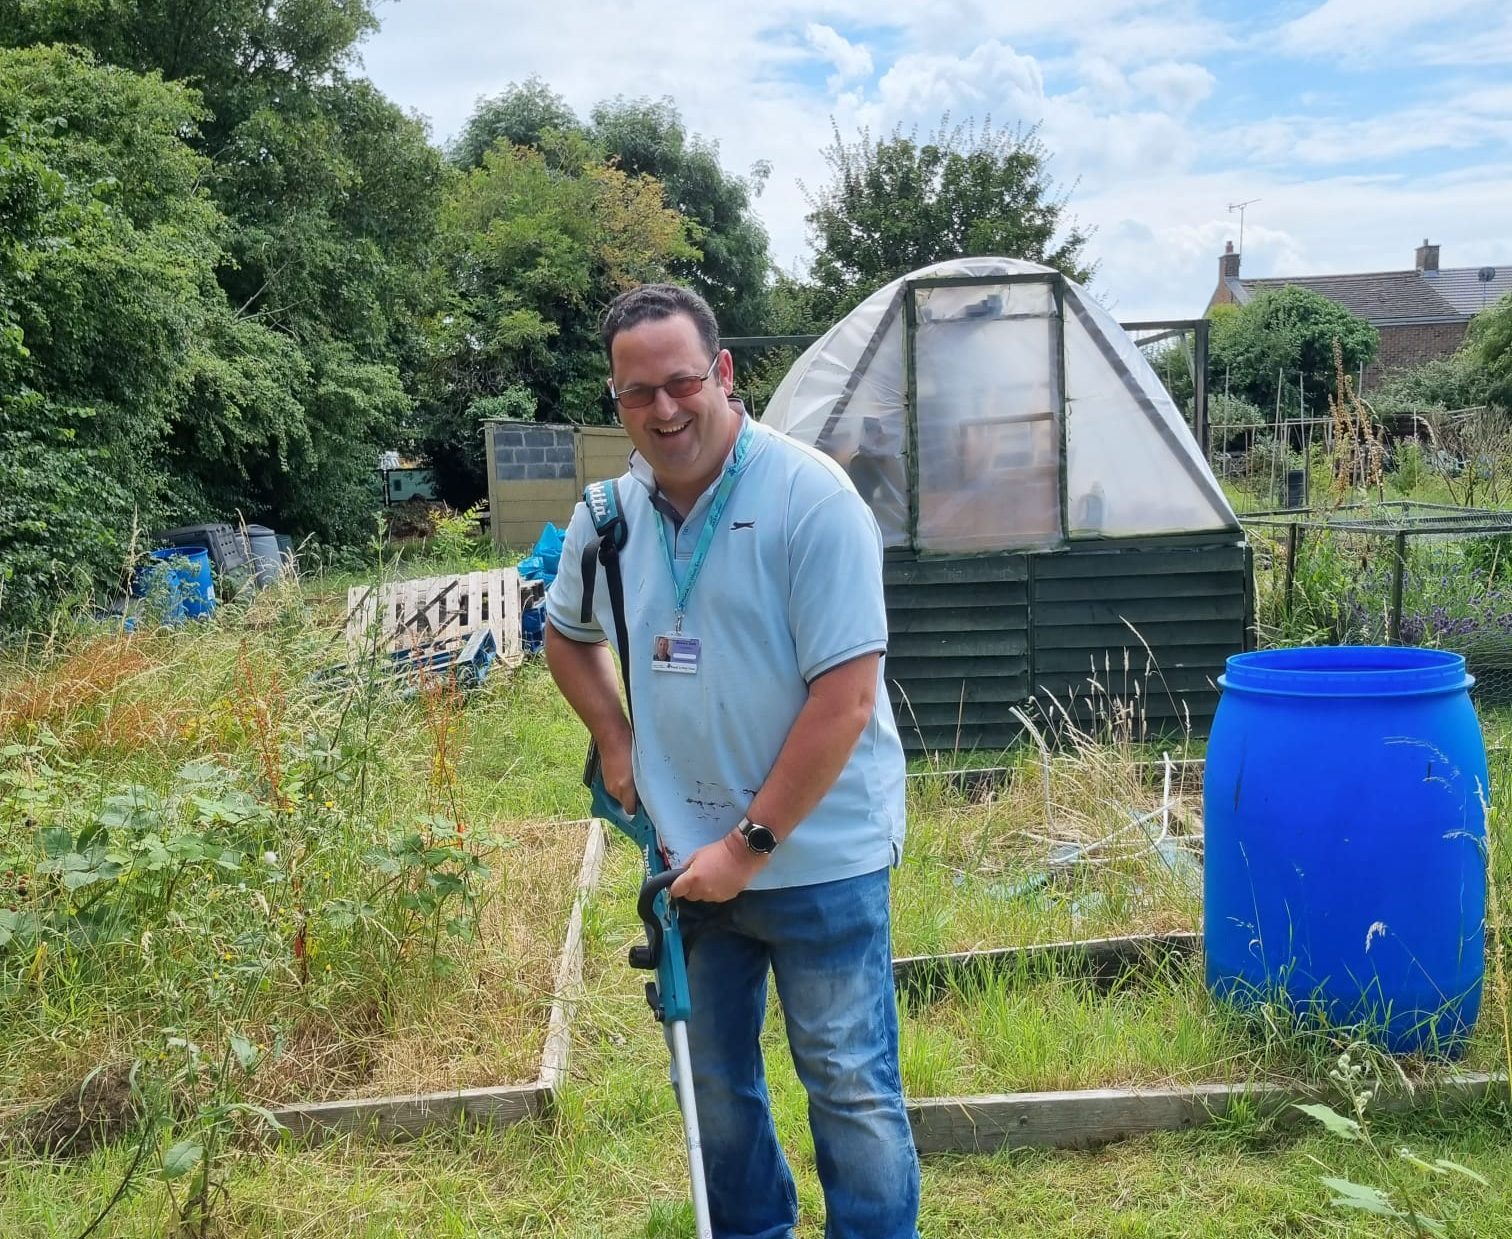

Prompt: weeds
xmin=1296 ymin=1046 xmax=1489 ymax=1237
xmin=0 ymin=575 xmax=586 ymax=1234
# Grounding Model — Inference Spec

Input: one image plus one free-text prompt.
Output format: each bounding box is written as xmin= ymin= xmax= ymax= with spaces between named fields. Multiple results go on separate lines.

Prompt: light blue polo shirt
xmin=546 ymin=418 xmax=906 ymax=890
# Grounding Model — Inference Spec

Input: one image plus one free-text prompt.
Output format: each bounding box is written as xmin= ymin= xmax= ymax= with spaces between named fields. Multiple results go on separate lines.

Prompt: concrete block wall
xmin=491 ymin=424 xmax=577 ymax=481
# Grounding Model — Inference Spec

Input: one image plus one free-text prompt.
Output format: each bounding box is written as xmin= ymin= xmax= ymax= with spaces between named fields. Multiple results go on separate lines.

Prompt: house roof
xmin=1229 ymin=263 xmax=1512 ymax=325
xmin=1423 ymin=265 xmax=1512 ymax=316
xmin=1232 ymin=269 xmax=1462 ymax=324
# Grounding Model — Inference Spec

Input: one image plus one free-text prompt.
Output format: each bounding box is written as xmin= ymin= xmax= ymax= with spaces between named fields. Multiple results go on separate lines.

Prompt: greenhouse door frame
xmin=900 ymin=272 xmax=1069 ymax=553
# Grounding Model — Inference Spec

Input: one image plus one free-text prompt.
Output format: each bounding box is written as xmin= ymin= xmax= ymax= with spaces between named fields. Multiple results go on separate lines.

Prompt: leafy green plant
xmin=426 ymin=505 xmax=493 ymax=570
xmin=365 ymin=817 xmax=493 ymax=975
xmin=1391 ymin=440 xmax=1430 ymax=495
xmin=1295 ymin=1047 xmax=1488 ymax=1237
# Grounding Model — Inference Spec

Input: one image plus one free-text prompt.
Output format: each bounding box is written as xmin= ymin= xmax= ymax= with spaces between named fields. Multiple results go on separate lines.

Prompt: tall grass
xmin=0 ymin=566 xmax=1507 ymax=1235
xmin=0 ymin=578 xmax=589 ymax=1148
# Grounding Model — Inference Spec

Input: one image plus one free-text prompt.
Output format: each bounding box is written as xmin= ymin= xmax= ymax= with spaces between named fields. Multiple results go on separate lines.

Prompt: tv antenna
xmin=1228 ymin=198 xmax=1261 ymax=256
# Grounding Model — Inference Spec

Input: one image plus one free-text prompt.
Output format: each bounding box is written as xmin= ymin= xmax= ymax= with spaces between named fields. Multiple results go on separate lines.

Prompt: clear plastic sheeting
xmin=914 ymin=280 xmax=1062 ymax=552
xmin=1063 ymin=286 xmax=1234 ymax=538
xmin=769 ymin=286 xmax=912 ymax=545
xmin=760 ymin=256 xmax=1237 ymax=552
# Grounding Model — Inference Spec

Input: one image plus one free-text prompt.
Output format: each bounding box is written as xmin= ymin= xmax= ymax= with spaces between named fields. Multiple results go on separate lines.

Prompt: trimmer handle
xmin=583 ymin=742 xmax=693 ymax=1024
xmin=629 ymin=867 xmax=687 ymax=970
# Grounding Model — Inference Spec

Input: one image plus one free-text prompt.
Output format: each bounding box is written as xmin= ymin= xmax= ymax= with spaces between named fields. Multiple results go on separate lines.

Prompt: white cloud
xmin=1075 ymin=56 xmax=1133 ymax=106
xmin=1421 ymin=17 xmax=1512 ymax=65
xmin=868 ymin=41 xmax=1046 ymax=123
xmin=1129 ymin=61 xmax=1215 ymax=112
xmin=353 ymin=2 xmax=1512 ymax=322
xmin=1274 ymin=0 xmax=1500 ymax=59
xmin=1220 ymin=97 xmax=1512 ymax=167
xmin=805 ymin=22 xmax=874 ymax=92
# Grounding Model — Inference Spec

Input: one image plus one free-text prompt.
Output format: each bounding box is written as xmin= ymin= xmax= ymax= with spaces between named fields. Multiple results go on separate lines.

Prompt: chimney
xmin=1415 ymin=238 xmax=1439 ymax=272
xmin=1219 ymin=240 xmax=1241 ymax=279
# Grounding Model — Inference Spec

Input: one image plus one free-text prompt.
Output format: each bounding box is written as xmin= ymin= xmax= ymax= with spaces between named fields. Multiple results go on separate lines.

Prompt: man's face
xmin=609 ymin=313 xmax=737 ymax=500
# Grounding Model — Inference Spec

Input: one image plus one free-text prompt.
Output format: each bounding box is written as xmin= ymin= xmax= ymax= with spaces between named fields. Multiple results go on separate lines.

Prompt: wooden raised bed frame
xmin=272 ymin=825 xmax=1503 ymax=1153
xmin=269 ymin=820 xmax=604 ymax=1140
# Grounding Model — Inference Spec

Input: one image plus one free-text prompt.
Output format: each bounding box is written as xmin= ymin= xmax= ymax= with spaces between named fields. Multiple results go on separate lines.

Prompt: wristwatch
xmin=736 ymin=817 xmax=778 ymax=855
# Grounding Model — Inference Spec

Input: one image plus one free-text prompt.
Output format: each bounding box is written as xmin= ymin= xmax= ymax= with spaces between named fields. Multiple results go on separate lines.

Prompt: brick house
xmin=1207 ymin=240 xmax=1512 ymax=390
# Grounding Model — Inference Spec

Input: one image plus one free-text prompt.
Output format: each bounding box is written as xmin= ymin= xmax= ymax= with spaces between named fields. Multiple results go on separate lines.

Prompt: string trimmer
xmin=586 ymin=752 xmax=712 ymax=1239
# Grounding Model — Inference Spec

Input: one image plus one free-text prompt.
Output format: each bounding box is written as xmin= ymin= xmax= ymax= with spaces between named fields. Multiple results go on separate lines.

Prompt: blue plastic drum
xmin=137 ymin=546 xmax=217 ymax=621
xmin=1204 ymin=646 xmax=1488 ymax=1055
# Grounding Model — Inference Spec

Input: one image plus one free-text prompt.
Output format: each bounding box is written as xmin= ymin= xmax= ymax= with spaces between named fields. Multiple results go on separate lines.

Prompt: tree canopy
xmin=800 ymin=117 xmax=1094 ymax=324
xmin=590 ymin=96 xmax=771 ymax=336
xmin=1464 ymin=292 xmax=1512 ymax=413
xmin=449 ymin=81 xmax=772 ymax=337
xmin=3 ymin=0 xmax=442 ymax=546
xmin=416 ymin=137 xmax=697 ymax=503
xmin=0 ymin=22 xmax=1129 ymax=628
xmin=449 ymin=75 xmax=583 ymax=170
xmin=1208 ymin=287 xmax=1379 ymax=420
xmin=0 ymin=46 xmax=225 ymax=625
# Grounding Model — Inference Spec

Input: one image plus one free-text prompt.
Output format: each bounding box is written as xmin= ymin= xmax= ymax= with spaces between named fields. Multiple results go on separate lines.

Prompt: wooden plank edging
xmin=268 ymin=1081 xmax=550 ymax=1141
xmin=536 ymin=820 xmax=607 ymax=1092
xmin=907 ymin=1072 xmax=1506 ymax=1156
xmin=269 ymin=820 xmax=605 ymax=1142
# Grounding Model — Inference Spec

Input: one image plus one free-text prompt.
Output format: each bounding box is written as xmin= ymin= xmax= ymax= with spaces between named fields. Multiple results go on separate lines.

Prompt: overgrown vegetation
xmin=0 ymin=22 xmax=775 ymax=626
xmin=0 ymin=585 xmax=590 ymax=1235
xmin=1208 ymin=287 xmax=1380 ymax=424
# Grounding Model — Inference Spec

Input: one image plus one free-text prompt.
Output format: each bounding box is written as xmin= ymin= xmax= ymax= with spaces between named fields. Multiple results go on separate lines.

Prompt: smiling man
xmin=544 ymin=283 xmax=919 ymax=1239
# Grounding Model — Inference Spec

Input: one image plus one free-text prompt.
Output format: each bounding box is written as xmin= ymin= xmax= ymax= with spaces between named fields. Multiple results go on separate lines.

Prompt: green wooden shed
xmin=761 ymin=257 xmax=1251 ymax=752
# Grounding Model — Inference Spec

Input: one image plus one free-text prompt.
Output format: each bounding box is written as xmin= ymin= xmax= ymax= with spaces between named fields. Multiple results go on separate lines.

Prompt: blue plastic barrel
xmin=137 ymin=546 xmax=217 ymax=621
xmin=1204 ymin=646 xmax=1487 ymax=1055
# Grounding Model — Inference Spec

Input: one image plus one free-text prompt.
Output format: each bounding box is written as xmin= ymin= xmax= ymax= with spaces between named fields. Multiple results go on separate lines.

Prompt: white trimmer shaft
xmin=668 ymin=1018 xmax=713 ymax=1239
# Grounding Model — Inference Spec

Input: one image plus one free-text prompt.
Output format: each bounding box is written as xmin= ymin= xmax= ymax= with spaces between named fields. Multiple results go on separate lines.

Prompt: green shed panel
xmin=882 ymin=534 xmax=1251 ymax=753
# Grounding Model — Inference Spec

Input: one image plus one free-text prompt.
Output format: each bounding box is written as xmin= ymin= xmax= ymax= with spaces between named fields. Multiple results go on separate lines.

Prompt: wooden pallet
xmin=344 ymin=568 xmax=523 ymax=667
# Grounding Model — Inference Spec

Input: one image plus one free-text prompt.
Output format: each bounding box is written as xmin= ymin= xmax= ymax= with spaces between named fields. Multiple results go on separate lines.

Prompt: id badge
xmin=651 ymin=633 xmax=701 ymax=674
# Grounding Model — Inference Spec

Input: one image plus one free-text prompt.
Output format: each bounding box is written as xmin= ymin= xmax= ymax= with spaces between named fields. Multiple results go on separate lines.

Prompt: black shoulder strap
xmin=580 ymin=480 xmax=634 ymax=725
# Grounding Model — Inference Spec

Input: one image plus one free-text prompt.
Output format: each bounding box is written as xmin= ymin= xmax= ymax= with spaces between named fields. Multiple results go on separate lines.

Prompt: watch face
xmin=743 ymin=823 xmax=777 ymax=854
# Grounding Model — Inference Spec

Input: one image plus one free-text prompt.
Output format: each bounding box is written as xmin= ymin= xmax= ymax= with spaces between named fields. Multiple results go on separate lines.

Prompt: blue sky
xmin=359 ymin=0 xmax=1512 ymax=320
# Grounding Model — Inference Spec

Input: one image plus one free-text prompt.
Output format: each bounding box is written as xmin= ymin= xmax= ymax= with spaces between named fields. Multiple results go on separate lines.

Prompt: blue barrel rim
xmin=150 ymin=544 xmax=210 ymax=560
xmin=1219 ymin=645 xmax=1473 ymax=698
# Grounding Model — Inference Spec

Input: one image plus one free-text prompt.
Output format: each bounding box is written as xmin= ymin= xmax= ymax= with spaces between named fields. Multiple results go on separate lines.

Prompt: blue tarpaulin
xmin=518 ymin=522 xmax=564 ymax=654
xmin=516 ymin=522 xmax=564 ymax=589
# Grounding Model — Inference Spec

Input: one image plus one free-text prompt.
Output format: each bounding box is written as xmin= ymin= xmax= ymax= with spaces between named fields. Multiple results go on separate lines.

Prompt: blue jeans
xmin=672 ymin=867 xmax=920 ymax=1239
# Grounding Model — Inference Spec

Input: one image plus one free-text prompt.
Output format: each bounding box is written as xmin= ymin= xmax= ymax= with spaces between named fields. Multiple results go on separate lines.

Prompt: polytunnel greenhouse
xmin=761 ymin=256 xmax=1252 ymax=750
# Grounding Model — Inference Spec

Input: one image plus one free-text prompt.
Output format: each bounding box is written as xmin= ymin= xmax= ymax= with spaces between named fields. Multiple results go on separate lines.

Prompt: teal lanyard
xmin=654 ymin=420 xmax=754 ymax=633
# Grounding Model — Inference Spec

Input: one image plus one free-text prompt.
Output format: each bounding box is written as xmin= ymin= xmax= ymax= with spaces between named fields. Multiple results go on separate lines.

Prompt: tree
xmin=801 ymin=116 xmax=1094 ymax=323
xmin=1208 ymin=286 xmax=1379 ymax=421
xmin=3 ymin=1 xmax=445 ymax=546
xmin=590 ymin=97 xmax=771 ymax=335
xmin=0 ymin=46 xmax=226 ymax=626
xmin=1463 ymin=293 xmax=1512 ymax=413
xmin=449 ymin=76 xmax=583 ymax=170
xmin=451 ymin=86 xmax=773 ymax=336
xmin=417 ymin=140 xmax=696 ymax=504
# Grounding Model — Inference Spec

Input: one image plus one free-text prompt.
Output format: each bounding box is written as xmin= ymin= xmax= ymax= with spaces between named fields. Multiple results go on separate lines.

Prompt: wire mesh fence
xmin=1245 ymin=503 xmax=1512 ymax=705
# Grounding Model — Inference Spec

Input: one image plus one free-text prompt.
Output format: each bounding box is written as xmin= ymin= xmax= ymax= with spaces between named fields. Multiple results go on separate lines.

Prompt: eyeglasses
xmin=610 ymin=356 xmax=719 ymax=410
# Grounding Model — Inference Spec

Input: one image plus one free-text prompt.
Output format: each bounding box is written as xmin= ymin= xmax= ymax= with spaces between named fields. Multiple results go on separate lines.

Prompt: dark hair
xmin=601 ymin=283 xmax=721 ymax=363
